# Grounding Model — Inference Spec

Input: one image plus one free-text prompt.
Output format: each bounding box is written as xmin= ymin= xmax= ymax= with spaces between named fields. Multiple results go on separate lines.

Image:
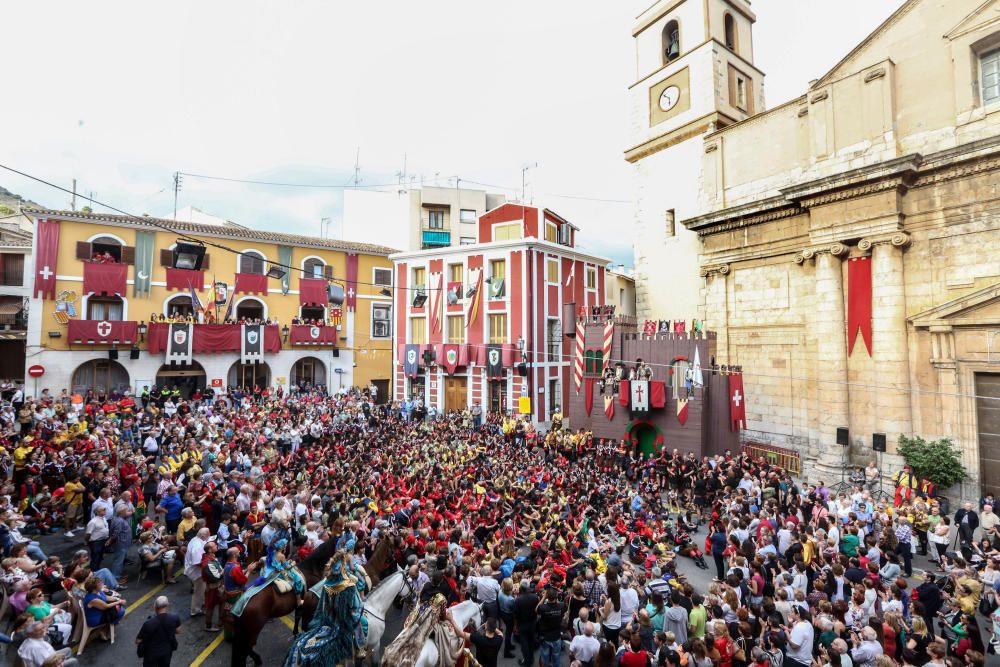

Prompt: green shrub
xmin=897 ymin=435 xmax=968 ymax=490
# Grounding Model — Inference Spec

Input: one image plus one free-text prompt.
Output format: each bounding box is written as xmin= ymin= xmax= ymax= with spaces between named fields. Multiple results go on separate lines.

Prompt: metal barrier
xmin=741 ymin=441 xmax=802 ymax=476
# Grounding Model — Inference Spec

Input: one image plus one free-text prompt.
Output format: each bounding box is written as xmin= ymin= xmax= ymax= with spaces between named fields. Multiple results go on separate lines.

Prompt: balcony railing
xmin=421 ymin=230 xmax=451 ymax=247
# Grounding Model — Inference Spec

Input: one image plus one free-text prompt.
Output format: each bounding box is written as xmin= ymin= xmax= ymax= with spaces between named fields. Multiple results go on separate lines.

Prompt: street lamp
xmin=281 ymin=324 xmax=291 ymax=341
xmin=137 ymin=321 xmax=148 ymax=342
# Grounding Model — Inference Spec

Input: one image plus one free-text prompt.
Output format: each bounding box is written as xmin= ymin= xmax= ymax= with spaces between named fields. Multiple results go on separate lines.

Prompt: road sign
xmin=27 ymin=365 xmax=45 ymax=378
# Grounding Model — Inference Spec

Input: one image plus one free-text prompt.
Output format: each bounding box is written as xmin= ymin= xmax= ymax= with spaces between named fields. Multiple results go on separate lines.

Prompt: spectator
xmin=17 ymin=620 xmax=78 ymax=667
xmin=136 ymin=595 xmax=181 ymax=667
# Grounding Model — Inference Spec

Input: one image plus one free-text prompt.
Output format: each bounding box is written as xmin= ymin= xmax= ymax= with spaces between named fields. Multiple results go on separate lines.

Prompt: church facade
xmin=628 ymin=0 xmax=1000 ymax=498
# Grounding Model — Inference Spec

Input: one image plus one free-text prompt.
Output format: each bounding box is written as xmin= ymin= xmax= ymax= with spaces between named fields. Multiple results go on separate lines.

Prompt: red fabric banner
xmin=442 ymin=344 xmax=461 ymax=375
xmin=677 ymin=398 xmax=689 ymax=426
xmin=847 ymin=256 xmax=873 ymax=356
xmin=166 ymin=268 xmax=205 ymax=291
xmin=299 ymin=278 xmax=328 ymax=307
xmin=604 ymin=395 xmax=615 ymax=421
xmin=649 ymin=381 xmax=666 ymax=409
xmin=729 ymin=373 xmax=747 ymax=432
xmin=585 ymin=378 xmax=595 ymax=416
xmin=147 ymin=323 xmax=281 ymax=353
xmin=68 ymin=320 xmax=138 ymax=344
xmin=83 ymin=262 xmax=127 ymax=295
xmin=618 ymin=379 xmax=630 ymax=407
xmin=345 ymin=253 xmax=359 ymax=312
xmin=34 ymin=218 xmax=59 ymax=300
xmin=289 ymin=325 xmax=338 ymax=346
xmin=234 ymin=273 xmax=268 ymax=295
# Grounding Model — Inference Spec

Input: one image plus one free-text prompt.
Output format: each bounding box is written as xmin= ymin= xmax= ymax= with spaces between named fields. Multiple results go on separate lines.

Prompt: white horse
xmin=364 ymin=570 xmax=415 ymax=665
xmin=414 ymin=600 xmax=482 ymax=667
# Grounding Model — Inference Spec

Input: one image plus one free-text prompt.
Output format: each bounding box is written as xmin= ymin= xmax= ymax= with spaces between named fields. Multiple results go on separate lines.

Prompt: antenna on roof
xmin=172 ymin=172 xmax=183 ymax=220
xmin=353 ymin=147 xmax=362 ymax=188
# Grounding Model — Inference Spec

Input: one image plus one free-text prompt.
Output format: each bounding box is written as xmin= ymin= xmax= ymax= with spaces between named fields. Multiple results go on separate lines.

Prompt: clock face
xmin=659 ymin=85 xmax=681 ymax=112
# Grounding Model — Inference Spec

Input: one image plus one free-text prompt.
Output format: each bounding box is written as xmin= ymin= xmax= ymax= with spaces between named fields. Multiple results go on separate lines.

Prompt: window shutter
xmin=120 ymin=246 xmax=136 ymax=265
xmin=76 ymin=241 xmax=92 ymax=261
xmin=323 ymin=264 xmax=334 ymax=280
xmin=202 ymin=253 xmax=210 ymax=270
xmin=160 ymin=249 xmax=173 ymax=267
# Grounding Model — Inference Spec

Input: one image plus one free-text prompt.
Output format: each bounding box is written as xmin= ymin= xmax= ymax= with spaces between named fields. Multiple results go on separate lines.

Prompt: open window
xmin=239 ymin=251 xmax=266 ymax=275
xmin=303 ymin=257 xmax=334 ymax=280
xmin=724 ymin=13 xmax=738 ymax=52
xmin=236 ymin=297 xmax=265 ymax=320
xmin=164 ymin=294 xmax=195 ymax=319
xmin=77 ymin=236 xmax=135 ymax=264
xmin=87 ymin=295 xmax=124 ymax=321
xmin=663 ymin=20 xmax=680 ymax=64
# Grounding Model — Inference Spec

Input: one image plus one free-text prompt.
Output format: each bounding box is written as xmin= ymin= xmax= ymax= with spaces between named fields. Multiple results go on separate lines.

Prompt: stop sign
xmin=27 ymin=365 xmax=45 ymax=378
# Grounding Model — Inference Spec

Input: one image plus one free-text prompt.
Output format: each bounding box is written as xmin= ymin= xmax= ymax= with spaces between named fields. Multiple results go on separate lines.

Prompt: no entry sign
xmin=27 ymin=365 xmax=45 ymax=378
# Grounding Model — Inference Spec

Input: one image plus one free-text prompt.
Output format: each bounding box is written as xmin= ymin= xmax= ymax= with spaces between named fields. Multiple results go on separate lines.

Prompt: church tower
xmin=626 ymin=0 xmax=764 ymax=320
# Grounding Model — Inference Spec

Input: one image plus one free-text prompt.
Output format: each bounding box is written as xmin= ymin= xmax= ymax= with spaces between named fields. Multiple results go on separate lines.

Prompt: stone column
xmin=863 ymin=233 xmax=913 ymax=451
xmin=810 ymin=244 xmax=851 ymax=477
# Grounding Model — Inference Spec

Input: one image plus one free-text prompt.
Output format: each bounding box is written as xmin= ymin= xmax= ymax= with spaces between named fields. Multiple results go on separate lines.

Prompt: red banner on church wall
xmin=847 ymin=256 xmax=873 ymax=356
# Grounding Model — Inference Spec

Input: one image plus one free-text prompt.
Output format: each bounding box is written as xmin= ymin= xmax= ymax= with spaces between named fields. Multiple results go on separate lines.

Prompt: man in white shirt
xmin=91 ymin=487 xmax=115 ymax=519
xmin=848 ymin=627 xmax=883 ymax=667
xmin=569 ymin=622 xmax=600 ymax=667
xmin=785 ymin=605 xmax=814 ymax=667
xmin=142 ymin=430 xmax=160 ymax=456
xmin=18 ymin=621 xmax=78 ymax=667
xmin=185 ymin=527 xmax=209 ymax=617
xmin=619 ymin=576 xmax=640 ymax=622
xmin=468 ymin=565 xmax=502 ymax=619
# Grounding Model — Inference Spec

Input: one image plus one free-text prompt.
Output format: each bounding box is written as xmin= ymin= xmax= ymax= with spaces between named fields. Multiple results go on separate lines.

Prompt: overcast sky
xmin=1 ymin=1 xmax=902 ymax=266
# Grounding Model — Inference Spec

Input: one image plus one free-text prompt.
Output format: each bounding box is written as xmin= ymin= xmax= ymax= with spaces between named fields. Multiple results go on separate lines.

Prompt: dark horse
xmin=230 ymin=535 xmax=398 ymax=666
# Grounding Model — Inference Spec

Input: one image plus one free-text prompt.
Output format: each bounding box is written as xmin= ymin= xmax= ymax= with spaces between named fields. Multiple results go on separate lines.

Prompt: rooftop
xmin=23 ymin=207 xmax=400 ymax=256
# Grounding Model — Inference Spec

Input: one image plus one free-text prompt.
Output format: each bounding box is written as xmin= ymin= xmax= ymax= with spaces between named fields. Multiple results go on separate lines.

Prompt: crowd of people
xmin=0 ymin=382 xmax=997 ymax=667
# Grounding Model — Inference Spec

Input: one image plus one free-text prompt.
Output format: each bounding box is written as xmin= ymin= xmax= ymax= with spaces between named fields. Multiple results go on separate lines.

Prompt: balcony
xmin=289 ymin=324 xmax=338 ymax=346
xmin=421 ymin=230 xmax=451 ymax=248
xmin=146 ymin=323 xmax=281 ymax=354
xmin=68 ymin=320 xmax=138 ymax=345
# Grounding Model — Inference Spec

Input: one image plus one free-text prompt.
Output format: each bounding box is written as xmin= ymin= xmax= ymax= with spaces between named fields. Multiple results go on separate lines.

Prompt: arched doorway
xmin=290 ymin=357 xmax=326 ymax=391
xmin=626 ymin=421 xmax=664 ymax=460
xmin=228 ymin=361 xmax=270 ymax=390
xmin=72 ymin=359 xmax=130 ymax=396
xmin=155 ymin=360 xmax=206 ymax=399
xmin=235 ymin=297 xmax=266 ymax=321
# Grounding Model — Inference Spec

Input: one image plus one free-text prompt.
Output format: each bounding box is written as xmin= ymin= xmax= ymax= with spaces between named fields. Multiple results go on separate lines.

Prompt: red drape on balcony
xmin=147 ymin=323 xmax=281 ymax=353
xmin=234 ymin=273 xmax=268 ymax=295
xmin=68 ymin=320 xmax=137 ymax=343
xmin=289 ymin=325 xmax=338 ymax=346
xmin=165 ymin=268 xmax=205 ymax=291
xmin=83 ymin=262 xmax=127 ymax=295
xmin=299 ymin=278 xmax=328 ymax=307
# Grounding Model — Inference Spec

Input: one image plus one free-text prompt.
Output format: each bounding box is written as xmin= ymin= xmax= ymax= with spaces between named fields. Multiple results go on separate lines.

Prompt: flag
xmin=404 ymin=344 xmax=419 ymax=378
xmin=649 ymin=381 xmax=666 ymax=408
xmin=730 ymin=373 xmax=747 ymax=431
xmin=241 ymin=324 xmax=264 ymax=364
xmin=643 ymin=320 xmax=656 ymax=336
xmin=677 ymin=398 xmax=689 ymax=425
xmin=133 ymin=229 xmax=155 ymax=297
xmin=602 ymin=321 xmax=614 ymax=371
xmin=214 ymin=281 xmax=228 ymax=306
xmin=188 ymin=281 xmax=203 ymax=312
xmin=430 ymin=272 xmax=443 ymax=333
xmin=658 ymin=320 xmax=670 ymax=334
xmin=574 ymin=319 xmax=585 ymax=393
xmin=847 ymin=256 xmax=873 ymax=356
xmin=692 ymin=347 xmax=704 ymax=387
xmin=346 ymin=252 xmax=359 ymax=312
xmin=33 ymin=218 xmax=59 ymax=300
xmin=223 ymin=286 xmax=236 ymax=322
xmin=167 ymin=322 xmax=193 ymax=365
xmin=630 ymin=380 xmax=649 ymax=413
xmin=618 ymin=379 xmax=630 ymax=407
xmin=564 ymin=261 xmax=575 ymax=287
xmin=604 ymin=394 xmax=615 ymax=421
xmin=585 ymin=378 xmax=595 ymax=416
xmin=442 ymin=344 xmax=460 ymax=375
xmin=465 ymin=268 xmax=484 ymax=327
xmin=486 ymin=344 xmax=503 ymax=378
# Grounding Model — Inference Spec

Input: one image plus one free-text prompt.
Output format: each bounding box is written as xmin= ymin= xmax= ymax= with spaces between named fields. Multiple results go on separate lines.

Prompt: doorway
xmin=632 ymin=423 xmax=659 ymax=459
xmin=489 ymin=380 xmax=507 ymax=414
xmin=291 ymin=356 xmax=327 ymax=390
xmin=155 ymin=361 xmax=207 ymax=399
xmin=976 ymin=373 xmax=1000 ymax=498
xmin=371 ymin=379 xmax=390 ymax=404
xmin=228 ymin=361 xmax=271 ymax=390
xmin=444 ymin=377 xmax=467 ymax=413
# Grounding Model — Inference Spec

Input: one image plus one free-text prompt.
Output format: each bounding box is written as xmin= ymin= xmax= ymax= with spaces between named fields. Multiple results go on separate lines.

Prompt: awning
xmin=0 ymin=303 xmax=22 ymax=315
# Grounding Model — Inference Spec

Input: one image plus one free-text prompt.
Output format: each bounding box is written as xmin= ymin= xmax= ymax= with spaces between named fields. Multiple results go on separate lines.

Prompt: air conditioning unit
xmin=373 ymin=320 xmax=390 ymax=338
xmin=489 ymin=278 xmax=506 ymax=299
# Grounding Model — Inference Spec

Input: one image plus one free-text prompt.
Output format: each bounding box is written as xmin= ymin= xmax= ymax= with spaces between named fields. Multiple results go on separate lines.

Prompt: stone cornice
xmin=686 ymin=196 xmax=801 ymax=236
xmin=857 ymin=232 xmax=911 ymax=251
xmin=793 ymin=243 xmax=849 ymax=265
xmin=796 ymin=176 xmax=907 ymax=209
xmin=779 ymin=154 xmax=921 ymax=204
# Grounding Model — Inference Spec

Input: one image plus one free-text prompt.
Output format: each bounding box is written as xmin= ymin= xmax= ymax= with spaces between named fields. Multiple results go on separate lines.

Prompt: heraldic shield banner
xmin=404 ymin=344 xmax=419 ymax=378
xmin=241 ymin=324 xmax=264 ymax=364
xmin=167 ymin=322 xmax=193 ymax=365
xmin=486 ymin=344 xmax=503 ymax=378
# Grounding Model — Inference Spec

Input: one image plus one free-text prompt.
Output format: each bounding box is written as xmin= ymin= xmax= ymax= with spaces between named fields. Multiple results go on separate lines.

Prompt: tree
xmin=897 ymin=435 xmax=968 ymax=490
xmin=0 ymin=205 xmax=14 ymax=215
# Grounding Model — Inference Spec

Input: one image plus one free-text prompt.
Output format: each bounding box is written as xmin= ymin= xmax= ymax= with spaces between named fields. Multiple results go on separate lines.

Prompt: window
xmin=373 ymin=268 xmax=393 ymax=286
xmin=729 ymin=66 xmax=752 ymax=113
xmin=665 ymin=209 xmax=676 ymax=238
xmin=546 ymin=258 xmax=560 ymax=284
xmin=548 ymin=378 xmax=561 ymax=415
xmin=619 ymin=288 xmax=626 ymax=308
xmin=236 ymin=298 xmax=265 ymax=321
xmin=586 ymin=266 xmax=597 ymax=290
xmin=663 ymin=20 xmax=680 ymax=64
xmin=412 ymin=267 xmax=426 ymax=289
xmin=410 ymin=317 xmax=427 ymax=344
xmin=240 ymin=251 xmax=265 ymax=275
xmin=165 ymin=295 xmax=195 ymax=319
xmin=735 ymin=76 xmax=747 ymax=111
xmin=427 ymin=209 xmax=445 ymax=229
xmin=460 ymin=237 xmax=477 ymax=246
xmin=372 ymin=303 xmax=392 ymax=339
xmin=90 ymin=236 xmax=123 ymax=262
xmin=448 ymin=263 xmax=464 ymax=284
xmin=724 ymin=13 xmax=737 ymax=52
xmin=547 ymin=318 xmax=562 ymax=362
xmin=545 ymin=222 xmax=558 ymax=243
xmin=447 ymin=315 xmax=465 ymax=344
xmin=489 ymin=314 xmax=507 ymax=344
xmin=87 ymin=295 xmax=124 ymax=321
xmin=0 ymin=253 xmax=24 ymax=286
xmin=490 ymin=259 xmax=506 ymax=281
xmin=982 ymin=48 xmax=1000 ymax=105
xmin=300 ymin=305 xmax=326 ymax=322
xmin=493 ymin=222 xmax=522 ymax=241
xmin=459 ymin=209 xmax=477 ymax=223
xmin=303 ymin=258 xmax=326 ymax=279
xmin=584 ymin=350 xmax=603 ymax=376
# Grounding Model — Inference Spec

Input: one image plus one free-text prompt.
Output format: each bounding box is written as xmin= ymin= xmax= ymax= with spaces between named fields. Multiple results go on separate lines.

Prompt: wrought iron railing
xmin=741 ymin=441 xmax=802 ymax=476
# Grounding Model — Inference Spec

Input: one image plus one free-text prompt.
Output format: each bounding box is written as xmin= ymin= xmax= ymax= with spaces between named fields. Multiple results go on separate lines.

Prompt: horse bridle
xmin=364 ymin=572 xmax=416 ymax=624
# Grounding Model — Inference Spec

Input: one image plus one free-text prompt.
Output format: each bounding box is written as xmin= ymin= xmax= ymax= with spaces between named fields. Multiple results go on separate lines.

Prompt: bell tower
xmin=626 ymin=0 xmax=764 ymax=320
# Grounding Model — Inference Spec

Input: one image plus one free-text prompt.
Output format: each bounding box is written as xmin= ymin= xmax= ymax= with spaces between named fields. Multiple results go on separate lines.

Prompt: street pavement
xmin=11 ymin=522 xmax=948 ymax=667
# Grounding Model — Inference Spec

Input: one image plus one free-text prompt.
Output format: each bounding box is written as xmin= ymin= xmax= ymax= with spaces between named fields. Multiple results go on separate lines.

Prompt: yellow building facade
xmin=23 ymin=208 xmax=396 ymax=399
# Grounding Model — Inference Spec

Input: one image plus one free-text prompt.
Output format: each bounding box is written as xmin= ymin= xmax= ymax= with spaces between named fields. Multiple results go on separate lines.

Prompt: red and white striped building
xmin=391 ymin=203 xmax=609 ymax=423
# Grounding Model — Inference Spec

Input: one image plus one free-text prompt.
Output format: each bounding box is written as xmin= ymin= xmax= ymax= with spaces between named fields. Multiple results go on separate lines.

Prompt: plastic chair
xmin=139 ymin=555 xmax=165 ymax=583
xmin=76 ymin=596 xmax=115 ymax=655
